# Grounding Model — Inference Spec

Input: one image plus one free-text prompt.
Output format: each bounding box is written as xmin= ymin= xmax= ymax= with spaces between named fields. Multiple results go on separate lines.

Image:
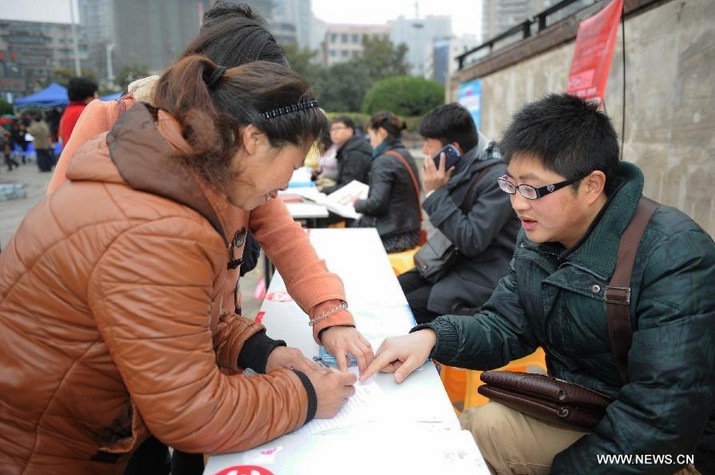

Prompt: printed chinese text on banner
xmin=566 ymin=0 xmax=623 ymax=104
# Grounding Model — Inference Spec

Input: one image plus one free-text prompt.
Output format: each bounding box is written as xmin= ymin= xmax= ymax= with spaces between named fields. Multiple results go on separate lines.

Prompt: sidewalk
xmin=0 ymin=161 xmax=52 ymax=250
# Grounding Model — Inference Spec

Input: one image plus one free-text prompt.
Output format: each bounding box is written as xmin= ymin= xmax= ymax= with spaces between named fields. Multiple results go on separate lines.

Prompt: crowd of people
xmin=0 ymin=1 xmax=713 ymax=475
xmin=1 ymin=76 xmax=98 ymax=174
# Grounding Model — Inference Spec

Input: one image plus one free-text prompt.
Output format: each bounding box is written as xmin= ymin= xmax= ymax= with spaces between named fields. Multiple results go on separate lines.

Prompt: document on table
xmin=293 ymin=367 xmax=382 ymax=435
xmin=324 ymin=180 xmax=369 ymax=219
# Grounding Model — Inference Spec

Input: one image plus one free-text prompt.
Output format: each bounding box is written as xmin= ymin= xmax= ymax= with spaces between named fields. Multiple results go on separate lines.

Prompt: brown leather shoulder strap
xmin=385 ymin=150 xmax=422 ymax=222
xmin=606 ymin=196 xmax=659 ymax=384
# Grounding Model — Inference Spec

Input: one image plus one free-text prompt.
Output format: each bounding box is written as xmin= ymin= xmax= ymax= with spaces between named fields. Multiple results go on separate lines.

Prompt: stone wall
xmin=449 ymin=0 xmax=715 ymax=235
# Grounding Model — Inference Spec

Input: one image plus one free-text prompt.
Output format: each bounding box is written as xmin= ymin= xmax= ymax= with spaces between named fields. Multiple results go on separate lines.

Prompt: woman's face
xmin=227 ymin=125 xmax=311 ymax=210
xmin=367 ymin=127 xmax=387 ymax=149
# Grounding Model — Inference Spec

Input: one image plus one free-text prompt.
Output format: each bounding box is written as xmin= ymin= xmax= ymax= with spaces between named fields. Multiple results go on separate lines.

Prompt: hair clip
xmin=262 ymin=100 xmax=319 ymax=120
xmin=205 ymin=66 xmax=226 ymax=90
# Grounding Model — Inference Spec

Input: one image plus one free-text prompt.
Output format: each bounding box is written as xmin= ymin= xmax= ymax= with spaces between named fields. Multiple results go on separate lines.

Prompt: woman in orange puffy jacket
xmin=0 ymin=56 xmax=366 ymax=475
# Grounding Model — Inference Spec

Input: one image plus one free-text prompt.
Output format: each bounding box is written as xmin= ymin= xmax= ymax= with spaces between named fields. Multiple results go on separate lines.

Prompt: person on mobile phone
xmin=398 ymin=103 xmax=520 ymax=323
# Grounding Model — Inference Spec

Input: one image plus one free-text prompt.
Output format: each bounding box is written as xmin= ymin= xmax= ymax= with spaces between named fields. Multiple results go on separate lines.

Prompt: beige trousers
xmin=459 ymin=402 xmax=700 ymax=475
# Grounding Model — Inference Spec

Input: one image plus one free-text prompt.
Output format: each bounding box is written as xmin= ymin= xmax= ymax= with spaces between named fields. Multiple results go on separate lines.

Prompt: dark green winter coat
xmin=423 ymin=161 xmax=715 ymax=474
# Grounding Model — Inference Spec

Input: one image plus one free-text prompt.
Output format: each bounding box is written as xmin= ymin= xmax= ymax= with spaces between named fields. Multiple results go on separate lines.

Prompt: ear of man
xmin=582 ymin=170 xmax=607 ymax=205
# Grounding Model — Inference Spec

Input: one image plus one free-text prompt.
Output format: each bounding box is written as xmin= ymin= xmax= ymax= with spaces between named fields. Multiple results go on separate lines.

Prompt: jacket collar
xmin=338 ymin=134 xmax=368 ymax=155
xmin=105 ymin=103 xmax=230 ymax=245
xmin=447 ymin=145 xmax=502 ymax=190
xmin=526 ymin=161 xmax=645 ymax=278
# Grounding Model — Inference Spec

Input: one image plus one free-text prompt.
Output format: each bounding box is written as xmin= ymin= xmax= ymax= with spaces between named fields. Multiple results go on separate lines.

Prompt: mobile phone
xmin=432 ymin=144 xmax=461 ymax=169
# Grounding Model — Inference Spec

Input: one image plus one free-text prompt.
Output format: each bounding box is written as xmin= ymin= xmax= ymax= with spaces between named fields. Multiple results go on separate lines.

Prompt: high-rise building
xmin=78 ymin=0 xmax=114 ymax=85
xmin=320 ymin=24 xmax=391 ymax=68
xmin=111 ymin=0 xmax=210 ymax=75
xmin=424 ymin=35 xmax=479 ymax=85
xmin=482 ymin=0 xmax=556 ymax=42
xmin=310 ymin=17 xmax=327 ymax=52
xmin=0 ymin=19 xmax=90 ymax=96
xmin=271 ymin=0 xmax=312 ymax=48
xmin=390 ymin=15 xmax=451 ymax=77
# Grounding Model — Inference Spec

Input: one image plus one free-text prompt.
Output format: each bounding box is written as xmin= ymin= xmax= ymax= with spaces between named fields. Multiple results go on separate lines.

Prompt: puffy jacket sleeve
xmin=249 ymin=198 xmax=354 ymax=342
xmin=552 ymin=226 xmax=715 ymax=474
xmin=354 ymin=155 xmax=393 ymax=216
xmin=88 ymin=215 xmax=310 ymax=453
xmin=47 ymin=98 xmax=129 ymax=194
xmin=420 ymin=257 xmax=539 ymax=370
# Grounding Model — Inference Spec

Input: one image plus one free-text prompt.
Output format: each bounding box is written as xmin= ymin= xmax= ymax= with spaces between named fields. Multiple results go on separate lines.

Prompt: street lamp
xmin=106 ymin=43 xmax=115 ymax=87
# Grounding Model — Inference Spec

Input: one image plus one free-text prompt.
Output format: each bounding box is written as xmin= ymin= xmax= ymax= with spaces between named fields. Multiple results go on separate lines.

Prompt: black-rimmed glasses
xmin=497 ymin=174 xmax=588 ymax=200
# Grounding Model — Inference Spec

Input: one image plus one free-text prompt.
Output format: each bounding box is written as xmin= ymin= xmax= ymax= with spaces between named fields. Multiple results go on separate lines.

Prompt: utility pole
xmin=69 ymin=0 xmax=81 ymax=76
xmin=106 ymin=43 xmax=115 ymax=87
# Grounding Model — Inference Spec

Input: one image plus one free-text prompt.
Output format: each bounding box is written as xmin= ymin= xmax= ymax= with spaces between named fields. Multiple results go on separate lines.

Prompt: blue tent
xmin=100 ymin=91 xmax=123 ymax=101
xmin=14 ymin=83 xmax=69 ymax=108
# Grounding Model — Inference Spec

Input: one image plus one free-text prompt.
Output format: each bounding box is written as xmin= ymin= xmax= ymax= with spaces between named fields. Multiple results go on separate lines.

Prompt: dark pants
xmin=123 ymin=437 xmax=204 ymax=475
xmin=4 ymin=152 xmax=19 ymax=170
xmin=36 ymin=148 xmax=53 ymax=172
xmin=398 ymin=269 xmax=441 ymax=324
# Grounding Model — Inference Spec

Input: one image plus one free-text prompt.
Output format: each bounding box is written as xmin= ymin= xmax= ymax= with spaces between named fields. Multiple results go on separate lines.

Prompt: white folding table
xmin=205 ymin=228 xmax=490 ymax=475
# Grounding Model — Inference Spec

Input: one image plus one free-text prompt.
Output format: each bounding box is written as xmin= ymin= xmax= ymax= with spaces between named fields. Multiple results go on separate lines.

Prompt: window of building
xmin=341 ymin=50 xmax=349 ymax=57
xmin=352 ymin=34 xmax=359 ymax=44
xmin=341 ymin=33 xmax=348 ymax=43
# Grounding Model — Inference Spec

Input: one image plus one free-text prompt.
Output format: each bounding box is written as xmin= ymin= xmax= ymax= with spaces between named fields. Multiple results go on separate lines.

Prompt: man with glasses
xmin=361 ymin=93 xmax=715 ymax=474
xmin=320 ymin=116 xmax=372 ymax=195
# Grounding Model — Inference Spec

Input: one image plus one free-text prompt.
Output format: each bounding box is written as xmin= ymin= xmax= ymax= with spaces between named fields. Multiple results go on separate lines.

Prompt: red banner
xmin=566 ymin=0 xmax=623 ymax=104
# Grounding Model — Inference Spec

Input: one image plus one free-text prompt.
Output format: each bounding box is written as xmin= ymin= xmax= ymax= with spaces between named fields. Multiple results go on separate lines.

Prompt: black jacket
xmin=321 ymin=135 xmax=372 ymax=195
xmin=422 ymin=144 xmax=520 ymax=314
xmin=354 ymin=139 xmax=421 ymax=239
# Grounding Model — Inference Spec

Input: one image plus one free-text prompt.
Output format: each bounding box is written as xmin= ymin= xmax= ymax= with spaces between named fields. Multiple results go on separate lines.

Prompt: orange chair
xmin=387 ymin=247 xmax=420 ymax=276
xmin=439 ymin=348 xmax=547 ymax=414
xmin=463 ymin=347 xmax=547 ymax=411
xmin=438 ymin=363 xmax=469 ymax=413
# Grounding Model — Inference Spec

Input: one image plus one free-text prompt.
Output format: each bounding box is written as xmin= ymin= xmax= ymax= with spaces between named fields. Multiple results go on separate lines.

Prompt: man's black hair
xmin=67 ymin=77 xmax=98 ymax=102
xmin=419 ymin=103 xmax=478 ymax=153
xmin=499 ymin=93 xmax=620 ymax=195
xmin=332 ymin=116 xmax=355 ymax=131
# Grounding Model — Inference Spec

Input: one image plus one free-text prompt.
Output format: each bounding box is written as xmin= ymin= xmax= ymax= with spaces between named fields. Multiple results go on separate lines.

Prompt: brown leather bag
xmin=477 ymin=197 xmax=660 ymax=430
xmin=478 ymin=371 xmax=612 ymax=429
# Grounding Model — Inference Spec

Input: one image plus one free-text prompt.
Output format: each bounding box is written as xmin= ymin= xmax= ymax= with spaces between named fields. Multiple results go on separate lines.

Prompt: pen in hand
xmin=313 ymin=357 xmax=334 ymax=374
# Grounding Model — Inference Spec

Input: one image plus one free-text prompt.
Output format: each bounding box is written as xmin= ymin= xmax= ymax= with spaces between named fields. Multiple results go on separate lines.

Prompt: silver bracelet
xmin=308 ymin=300 xmax=348 ymax=326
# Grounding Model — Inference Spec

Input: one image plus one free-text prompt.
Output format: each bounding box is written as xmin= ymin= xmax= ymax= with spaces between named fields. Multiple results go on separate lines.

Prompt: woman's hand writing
xmin=265 ymin=346 xmax=317 ymax=374
xmin=305 ymin=366 xmax=357 ymax=419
